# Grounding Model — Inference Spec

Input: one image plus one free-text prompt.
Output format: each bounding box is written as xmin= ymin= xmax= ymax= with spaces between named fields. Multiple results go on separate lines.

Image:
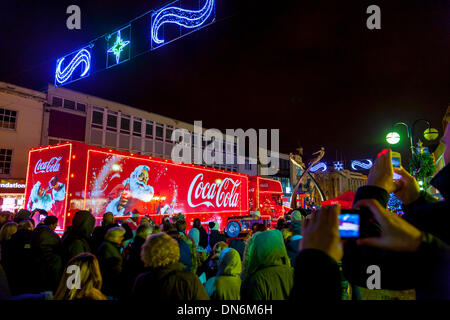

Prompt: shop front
xmin=0 ymin=178 xmax=26 ymax=212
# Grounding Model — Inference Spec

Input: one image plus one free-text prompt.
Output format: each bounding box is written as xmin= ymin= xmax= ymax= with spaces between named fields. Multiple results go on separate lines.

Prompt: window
xmin=63 ymin=99 xmax=76 ymax=110
xmin=165 ymin=127 xmax=173 ymax=142
xmin=155 ymin=124 xmax=163 ymax=140
xmin=77 ymin=103 xmax=86 ymax=112
xmin=107 ymin=114 xmax=117 ymax=129
xmin=133 ymin=119 xmax=142 ymax=136
xmin=121 ymin=115 xmax=130 ymax=132
xmin=52 ymin=97 xmax=62 ymax=107
xmin=0 ymin=149 xmax=12 ymax=175
xmin=145 ymin=122 xmax=153 ymax=138
xmin=92 ymin=110 xmax=103 ymax=125
xmin=0 ymin=108 xmax=17 ymax=130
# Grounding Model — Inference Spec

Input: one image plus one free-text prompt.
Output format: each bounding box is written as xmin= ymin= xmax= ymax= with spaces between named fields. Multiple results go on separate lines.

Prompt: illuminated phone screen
xmin=339 ymin=213 xmax=360 ymax=238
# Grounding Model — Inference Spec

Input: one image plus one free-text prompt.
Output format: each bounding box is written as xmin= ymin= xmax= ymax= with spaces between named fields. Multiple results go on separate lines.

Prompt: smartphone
xmin=339 ymin=211 xmax=360 ymax=238
xmin=391 ymin=151 xmax=401 ymax=180
xmin=339 ymin=208 xmax=380 ymax=239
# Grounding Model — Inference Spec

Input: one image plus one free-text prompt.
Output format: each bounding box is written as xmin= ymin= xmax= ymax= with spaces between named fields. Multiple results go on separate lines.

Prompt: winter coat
xmin=30 ymin=224 xmax=63 ymax=293
xmin=194 ymin=225 xmax=208 ymax=249
xmin=290 ymin=249 xmax=342 ymax=300
xmin=132 ymin=262 xmax=209 ymax=300
xmin=61 ymin=211 xmax=95 ymax=265
xmin=97 ymin=240 xmax=123 ymax=298
xmin=205 ymin=248 xmax=241 ymax=300
xmin=241 ymin=229 xmax=294 ymax=300
xmin=1 ymin=229 xmax=34 ymax=295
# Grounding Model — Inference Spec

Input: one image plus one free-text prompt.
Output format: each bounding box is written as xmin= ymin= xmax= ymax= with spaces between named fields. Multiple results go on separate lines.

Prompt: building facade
xmin=312 ymin=169 xmax=367 ymax=202
xmin=0 ymin=82 xmax=46 ymax=211
xmin=44 ymin=84 xmax=259 ymax=174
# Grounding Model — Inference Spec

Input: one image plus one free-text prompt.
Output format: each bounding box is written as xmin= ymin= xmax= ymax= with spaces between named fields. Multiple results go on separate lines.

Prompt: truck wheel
xmin=226 ymin=220 xmax=241 ymax=238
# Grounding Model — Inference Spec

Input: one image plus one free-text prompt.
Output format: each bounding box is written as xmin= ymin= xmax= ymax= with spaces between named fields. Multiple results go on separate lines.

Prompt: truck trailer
xmin=25 ymin=141 xmax=287 ymax=236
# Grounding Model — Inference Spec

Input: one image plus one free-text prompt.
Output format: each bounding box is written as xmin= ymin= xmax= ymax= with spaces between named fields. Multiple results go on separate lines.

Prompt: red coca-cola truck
xmin=24 ymin=141 xmax=287 ymax=236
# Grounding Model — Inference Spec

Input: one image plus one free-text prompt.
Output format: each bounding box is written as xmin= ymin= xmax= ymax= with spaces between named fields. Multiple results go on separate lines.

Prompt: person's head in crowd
xmin=18 ymin=219 xmax=34 ymax=231
xmin=242 ymin=229 xmax=291 ymax=282
xmin=71 ymin=210 xmax=95 ymax=238
xmin=0 ymin=211 xmax=11 ymax=225
xmin=140 ymin=216 xmax=150 ymax=226
xmin=212 ymin=241 xmax=228 ymax=259
xmin=54 ymin=253 xmax=106 ymax=300
xmin=102 ymin=212 xmax=114 ymax=226
xmin=152 ymin=224 xmax=161 ymax=234
xmin=131 ymin=209 xmax=140 ymax=222
xmin=175 ymin=219 xmax=187 ymax=234
xmin=0 ymin=221 xmax=18 ymax=242
xmin=140 ymin=232 xmax=180 ymax=268
xmin=291 ymin=210 xmax=303 ymax=222
xmin=13 ymin=209 xmax=31 ymax=224
xmin=208 ymin=221 xmax=219 ymax=232
xmin=188 ymin=227 xmax=204 ymax=250
xmin=163 ymin=221 xmax=175 ymax=232
xmin=290 ymin=219 xmax=302 ymax=236
xmin=276 ymin=218 xmax=286 ymax=230
xmin=136 ymin=224 xmax=152 ymax=239
xmin=104 ymin=227 xmax=126 ymax=246
xmin=217 ymin=248 xmax=242 ymax=277
xmin=255 ymin=223 xmax=266 ymax=233
xmin=43 ymin=215 xmax=58 ymax=231
xmin=193 ymin=218 xmax=201 ymax=228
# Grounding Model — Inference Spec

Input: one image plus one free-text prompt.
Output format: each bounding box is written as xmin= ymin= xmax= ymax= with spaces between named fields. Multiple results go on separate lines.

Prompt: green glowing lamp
xmin=423 ymin=128 xmax=439 ymax=141
xmin=386 ymin=132 xmax=401 ymax=145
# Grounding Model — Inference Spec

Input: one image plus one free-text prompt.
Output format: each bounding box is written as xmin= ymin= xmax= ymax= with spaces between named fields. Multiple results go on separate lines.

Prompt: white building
xmin=44 ymin=84 xmax=258 ymax=174
xmin=0 ymin=82 xmax=46 ymax=211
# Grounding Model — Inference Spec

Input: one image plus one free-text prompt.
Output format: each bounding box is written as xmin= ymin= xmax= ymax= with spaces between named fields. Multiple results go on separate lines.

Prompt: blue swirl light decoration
xmin=151 ymin=0 xmax=215 ymax=45
xmin=309 ymin=162 xmax=328 ymax=173
xmin=55 ymin=48 xmax=91 ymax=86
xmin=351 ymin=159 xmax=373 ymax=170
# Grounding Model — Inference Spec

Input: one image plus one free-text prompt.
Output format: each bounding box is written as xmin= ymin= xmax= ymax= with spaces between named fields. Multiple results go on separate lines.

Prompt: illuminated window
xmin=0 ymin=149 xmax=12 ymax=175
xmin=0 ymin=108 xmax=17 ymax=130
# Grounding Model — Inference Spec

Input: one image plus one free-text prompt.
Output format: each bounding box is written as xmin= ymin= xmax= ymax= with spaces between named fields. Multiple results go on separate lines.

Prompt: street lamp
xmin=386 ymin=120 xmax=438 ymax=156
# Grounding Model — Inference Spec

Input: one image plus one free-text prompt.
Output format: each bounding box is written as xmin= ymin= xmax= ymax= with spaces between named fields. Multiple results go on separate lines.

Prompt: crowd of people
xmin=0 ymin=129 xmax=449 ymax=300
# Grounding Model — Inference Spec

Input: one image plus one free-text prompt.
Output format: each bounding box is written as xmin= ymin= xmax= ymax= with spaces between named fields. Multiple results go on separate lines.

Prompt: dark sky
xmin=0 ymin=0 xmax=448 ymax=163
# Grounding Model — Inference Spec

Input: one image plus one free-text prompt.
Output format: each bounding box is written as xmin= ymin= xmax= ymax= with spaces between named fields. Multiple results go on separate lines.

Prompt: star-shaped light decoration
xmin=333 ymin=161 xmax=344 ymax=171
xmin=108 ymin=30 xmax=130 ymax=64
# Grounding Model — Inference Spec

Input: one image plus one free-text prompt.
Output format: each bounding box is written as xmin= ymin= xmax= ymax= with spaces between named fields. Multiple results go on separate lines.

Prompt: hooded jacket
xmin=241 ymin=230 xmax=294 ymax=300
xmin=205 ymin=248 xmax=242 ymax=300
xmin=61 ymin=211 xmax=95 ymax=265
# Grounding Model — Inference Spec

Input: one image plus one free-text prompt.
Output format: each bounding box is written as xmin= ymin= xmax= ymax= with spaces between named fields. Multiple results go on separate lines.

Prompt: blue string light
xmin=310 ymin=162 xmax=327 ymax=173
xmin=351 ymin=159 xmax=373 ymax=170
xmin=151 ymin=0 xmax=215 ymax=45
xmin=55 ymin=48 xmax=91 ymax=86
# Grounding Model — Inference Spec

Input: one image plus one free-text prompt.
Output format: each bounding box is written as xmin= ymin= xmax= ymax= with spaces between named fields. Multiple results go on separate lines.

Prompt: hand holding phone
xmin=391 ymin=151 xmax=402 ymax=180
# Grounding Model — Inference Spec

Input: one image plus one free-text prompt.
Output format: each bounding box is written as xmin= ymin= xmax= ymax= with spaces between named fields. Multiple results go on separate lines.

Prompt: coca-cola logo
xmin=187 ymin=173 xmax=241 ymax=208
xmin=34 ymin=157 xmax=62 ymax=174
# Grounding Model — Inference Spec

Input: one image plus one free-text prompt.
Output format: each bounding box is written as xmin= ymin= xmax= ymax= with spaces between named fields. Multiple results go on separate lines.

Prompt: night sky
xmin=0 ymin=0 xmax=448 ymax=163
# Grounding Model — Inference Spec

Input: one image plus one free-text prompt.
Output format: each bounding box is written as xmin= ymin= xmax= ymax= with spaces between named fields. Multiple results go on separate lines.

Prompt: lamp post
xmin=386 ymin=119 xmax=438 ymax=156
